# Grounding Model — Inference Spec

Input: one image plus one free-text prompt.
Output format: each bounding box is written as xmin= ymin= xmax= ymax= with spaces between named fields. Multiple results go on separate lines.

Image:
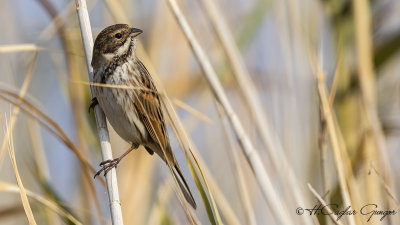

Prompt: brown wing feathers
xmin=133 ymin=59 xmax=197 ymax=208
xmin=133 ymin=59 xmax=174 ymax=163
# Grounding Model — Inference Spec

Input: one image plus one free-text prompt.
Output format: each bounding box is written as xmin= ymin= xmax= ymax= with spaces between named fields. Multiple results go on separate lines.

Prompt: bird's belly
xmin=94 ymin=80 xmax=147 ymax=145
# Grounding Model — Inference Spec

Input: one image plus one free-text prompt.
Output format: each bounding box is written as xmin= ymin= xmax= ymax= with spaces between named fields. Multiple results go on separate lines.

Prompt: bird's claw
xmin=94 ymin=158 xmax=121 ymax=179
xmin=88 ymin=97 xmax=98 ymax=113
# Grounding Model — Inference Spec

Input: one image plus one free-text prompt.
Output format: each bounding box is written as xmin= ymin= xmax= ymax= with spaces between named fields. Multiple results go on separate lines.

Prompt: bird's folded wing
xmin=133 ymin=85 xmax=175 ymax=163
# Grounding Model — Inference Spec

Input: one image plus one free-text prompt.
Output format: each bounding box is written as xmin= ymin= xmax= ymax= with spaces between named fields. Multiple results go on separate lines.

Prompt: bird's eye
xmin=115 ymin=33 xmax=122 ymax=39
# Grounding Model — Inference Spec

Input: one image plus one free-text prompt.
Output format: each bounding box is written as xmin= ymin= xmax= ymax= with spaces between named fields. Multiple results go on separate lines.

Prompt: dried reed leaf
xmin=0 ymin=181 xmax=83 ymax=225
xmin=0 ymin=44 xmax=41 ymax=53
xmin=3 ymin=116 xmax=37 ymax=225
xmin=0 ymin=51 xmax=37 ymax=169
xmin=173 ymin=99 xmax=213 ymax=124
xmin=0 ymin=90 xmax=98 ymax=177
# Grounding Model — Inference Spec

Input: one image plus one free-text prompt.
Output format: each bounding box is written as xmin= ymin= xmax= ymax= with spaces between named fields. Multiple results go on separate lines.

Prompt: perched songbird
xmin=90 ymin=24 xmax=196 ymax=208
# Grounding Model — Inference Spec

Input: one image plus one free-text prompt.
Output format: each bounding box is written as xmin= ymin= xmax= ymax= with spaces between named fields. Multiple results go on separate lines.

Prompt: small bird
xmin=90 ymin=24 xmax=196 ymax=208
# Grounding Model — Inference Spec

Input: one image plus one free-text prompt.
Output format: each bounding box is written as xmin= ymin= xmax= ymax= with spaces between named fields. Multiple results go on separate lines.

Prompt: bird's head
xmin=92 ymin=24 xmax=142 ymax=69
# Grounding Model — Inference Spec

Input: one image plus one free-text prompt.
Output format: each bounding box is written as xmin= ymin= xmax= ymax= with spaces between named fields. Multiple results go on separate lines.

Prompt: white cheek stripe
xmin=103 ymin=53 xmax=114 ymax=60
xmin=102 ymin=37 xmax=135 ymax=60
xmin=116 ymin=38 xmax=131 ymax=55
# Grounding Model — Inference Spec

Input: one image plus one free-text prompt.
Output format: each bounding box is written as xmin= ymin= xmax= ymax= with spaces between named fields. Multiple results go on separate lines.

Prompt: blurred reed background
xmin=0 ymin=0 xmax=400 ymax=224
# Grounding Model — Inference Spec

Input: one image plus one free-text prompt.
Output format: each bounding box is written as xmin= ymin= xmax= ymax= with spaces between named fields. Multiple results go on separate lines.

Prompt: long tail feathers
xmin=173 ymin=165 xmax=197 ymax=209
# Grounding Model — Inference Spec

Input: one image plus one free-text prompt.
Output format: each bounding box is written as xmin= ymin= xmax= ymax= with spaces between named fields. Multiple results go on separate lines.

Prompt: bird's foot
xmin=93 ymin=145 xmax=138 ymax=179
xmin=88 ymin=97 xmax=98 ymax=113
xmin=94 ymin=158 xmax=121 ymax=178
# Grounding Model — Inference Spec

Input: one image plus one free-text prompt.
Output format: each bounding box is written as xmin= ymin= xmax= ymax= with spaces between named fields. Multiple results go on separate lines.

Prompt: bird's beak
xmin=131 ymin=28 xmax=143 ymax=37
